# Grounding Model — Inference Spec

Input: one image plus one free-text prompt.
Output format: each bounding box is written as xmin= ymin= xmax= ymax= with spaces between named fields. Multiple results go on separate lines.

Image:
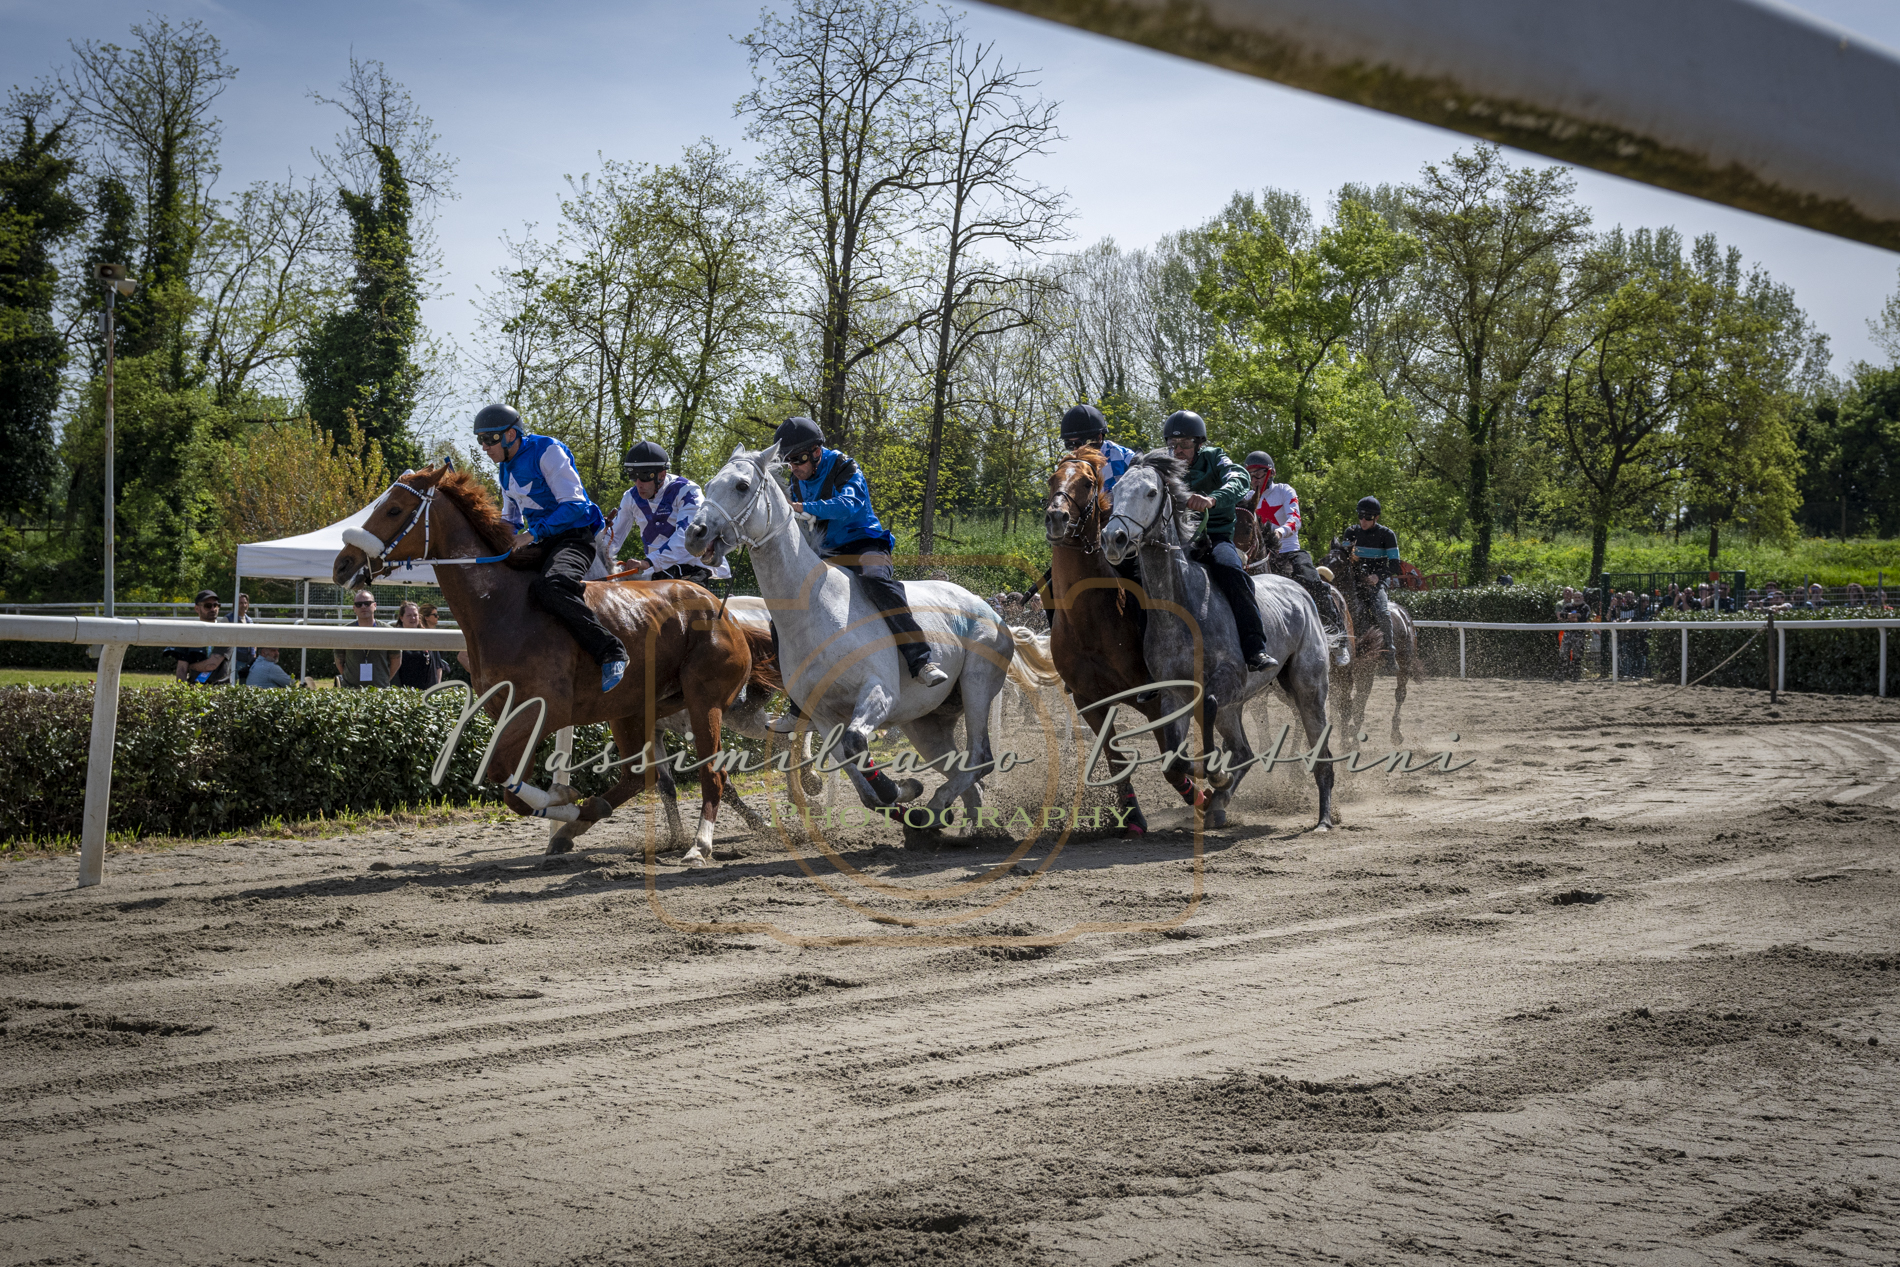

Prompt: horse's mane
xmin=1133 ymin=448 xmax=1195 ymax=542
xmin=404 ymin=465 xmax=515 ymax=553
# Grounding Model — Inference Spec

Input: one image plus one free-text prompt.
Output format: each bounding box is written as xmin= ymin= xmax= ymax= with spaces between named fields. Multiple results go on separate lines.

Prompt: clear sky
xmin=8 ymin=0 xmax=1899 ymax=422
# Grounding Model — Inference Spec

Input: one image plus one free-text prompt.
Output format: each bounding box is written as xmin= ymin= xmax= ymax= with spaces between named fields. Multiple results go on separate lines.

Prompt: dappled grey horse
xmin=1102 ymin=451 xmax=1336 ymax=831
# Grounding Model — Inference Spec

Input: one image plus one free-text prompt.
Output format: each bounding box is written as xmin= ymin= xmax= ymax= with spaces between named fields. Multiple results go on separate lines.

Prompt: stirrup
xmin=1246 ymin=650 xmax=1279 ymax=673
xmin=913 ymin=661 xmax=949 ymax=687
xmin=767 ymin=708 xmax=803 ymax=734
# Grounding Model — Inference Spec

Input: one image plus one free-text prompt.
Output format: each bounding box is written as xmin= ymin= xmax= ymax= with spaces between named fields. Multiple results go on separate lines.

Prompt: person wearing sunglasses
xmin=473 ymin=403 xmax=629 ymax=694
xmin=600 ymin=439 xmax=730 ymax=585
xmin=765 ymin=415 xmax=946 ymax=732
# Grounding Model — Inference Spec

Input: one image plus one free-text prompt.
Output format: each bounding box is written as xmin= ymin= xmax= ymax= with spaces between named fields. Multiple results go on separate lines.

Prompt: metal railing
xmin=1414 ymin=617 xmax=1900 ymax=694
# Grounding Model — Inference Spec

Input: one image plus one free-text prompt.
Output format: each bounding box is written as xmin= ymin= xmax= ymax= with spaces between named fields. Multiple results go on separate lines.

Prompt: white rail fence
xmin=8 ymin=614 xmax=1900 ymax=890
xmin=1413 ymin=618 xmax=1900 ymax=695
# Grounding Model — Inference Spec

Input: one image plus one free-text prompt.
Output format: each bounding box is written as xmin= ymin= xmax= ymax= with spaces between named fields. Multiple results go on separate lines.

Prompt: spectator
xmin=1744 ymin=588 xmax=1762 ymax=610
xmin=173 ymin=590 xmax=231 ymax=684
xmin=393 ymin=600 xmax=442 ymax=688
xmin=334 ymin=590 xmax=398 ymax=688
xmin=222 ymin=591 xmax=258 ymax=679
xmin=1022 ymin=590 xmax=1047 ymax=632
xmin=243 ymin=646 xmax=302 ymax=688
xmin=1808 ymin=582 xmax=1826 ymax=609
xmin=1496 ymin=572 xmax=1514 ymax=586
xmin=419 ymin=603 xmax=456 ymax=680
xmin=1847 ymin=583 xmax=1867 ymax=608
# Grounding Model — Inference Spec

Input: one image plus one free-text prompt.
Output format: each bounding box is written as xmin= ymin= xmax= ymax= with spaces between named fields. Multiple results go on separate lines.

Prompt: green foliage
xmin=1635 ymin=608 xmax=1891 ymax=695
xmin=0 ymin=684 xmax=622 ymax=841
xmin=0 ymin=94 xmax=85 ymax=518
xmin=1794 ymin=365 xmax=1900 ymax=538
xmin=299 ymin=143 xmax=422 ymax=469
xmin=1396 ymin=582 xmax=1563 ymax=677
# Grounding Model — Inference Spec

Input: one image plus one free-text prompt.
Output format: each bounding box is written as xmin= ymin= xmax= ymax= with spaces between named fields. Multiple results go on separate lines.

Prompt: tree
xmin=914 ymin=32 xmax=1068 ymax=553
xmin=195 ymin=176 xmax=344 ymax=409
xmin=1870 ymin=268 xmax=1900 ymax=366
xmin=0 ymin=90 xmax=85 ymax=518
xmin=646 ymin=143 xmax=784 ymax=467
xmin=63 ymin=16 xmax=235 ymax=384
xmin=219 ymin=415 xmax=388 ymax=546
xmin=1401 ymin=145 xmax=1596 ymax=583
xmin=1190 ymin=193 xmax=1417 ymax=454
xmin=740 ymin=0 xmax=950 ymax=445
xmin=1541 ymin=228 xmax=1697 ymax=582
xmin=298 ymin=58 xmax=453 ymax=470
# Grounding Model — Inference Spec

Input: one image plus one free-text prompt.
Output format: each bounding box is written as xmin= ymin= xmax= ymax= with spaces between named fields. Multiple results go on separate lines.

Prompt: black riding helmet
xmin=472 ymin=402 xmax=521 ymax=440
xmin=1162 ymin=410 xmax=1207 ymax=441
xmin=1060 ymin=403 xmax=1108 ymax=443
xmin=773 ymin=415 xmax=824 ymax=462
xmin=1244 ymin=451 xmax=1274 ymax=471
xmin=1357 ymin=495 xmax=1382 ymax=518
xmin=622 ymin=439 xmax=669 ymax=479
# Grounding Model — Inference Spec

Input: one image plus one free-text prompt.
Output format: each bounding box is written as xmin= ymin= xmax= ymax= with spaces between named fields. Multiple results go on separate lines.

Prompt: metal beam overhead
xmin=978 ymin=0 xmax=1900 ymax=251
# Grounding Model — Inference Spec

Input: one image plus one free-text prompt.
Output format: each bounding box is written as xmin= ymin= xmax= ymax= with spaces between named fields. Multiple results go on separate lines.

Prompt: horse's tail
xmin=741 ymin=623 xmax=783 ymax=695
xmin=1007 ymin=626 xmax=1062 ymax=688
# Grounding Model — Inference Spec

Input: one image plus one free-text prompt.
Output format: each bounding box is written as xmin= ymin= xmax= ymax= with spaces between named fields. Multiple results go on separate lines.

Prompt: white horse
xmin=685 ymin=443 xmax=1019 ymax=846
xmin=1103 ymin=451 xmax=1335 ymax=831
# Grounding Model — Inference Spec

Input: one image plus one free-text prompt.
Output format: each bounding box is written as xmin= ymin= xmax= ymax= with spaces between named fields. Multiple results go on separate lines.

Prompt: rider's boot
xmin=904 ymin=643 xmax=950 ymax=688
xmin=766 ymin=696 xmax=806 ymax=734
xmin=1382 ymin=648 xmax=1399 ymax=675
xmin=600 ymin=656 xmax=627 ymax=693
xmin=859 ymin=571 xmax=949 ymax=687
xmin=1207 ymin=554 xmax=1278 ymax=673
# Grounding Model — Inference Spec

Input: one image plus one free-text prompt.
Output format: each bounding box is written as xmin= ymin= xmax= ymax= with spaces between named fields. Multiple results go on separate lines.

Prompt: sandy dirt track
xmin=4 ymin=677 xmax=1899 ymax=1266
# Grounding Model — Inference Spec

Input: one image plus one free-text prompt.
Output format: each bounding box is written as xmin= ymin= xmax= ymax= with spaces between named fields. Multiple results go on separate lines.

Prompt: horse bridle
xmin=1103 ymin=468 xmax=1175 ymax=555
xmin=1048 ymin=456 xmax=1104 ymax=551
xmin=341 ymin=477 xmax=510 ymax=583
xmin=701 ymin=451 xmax=791 ymax=555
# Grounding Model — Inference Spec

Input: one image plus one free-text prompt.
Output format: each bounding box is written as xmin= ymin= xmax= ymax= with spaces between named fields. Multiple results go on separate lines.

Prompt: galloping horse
xmin=685 ymin=442 xmax=1017 ymax=847
xmin=1321 ymin=536 xmax=1424 ymax=744
xmin=1103 ymin=452 xmax=1336 ymax=831
xmin=332 ymin=464 xmax=773 ymax=864
xmin=1042 ymin=448 xmax=1199 ymax=832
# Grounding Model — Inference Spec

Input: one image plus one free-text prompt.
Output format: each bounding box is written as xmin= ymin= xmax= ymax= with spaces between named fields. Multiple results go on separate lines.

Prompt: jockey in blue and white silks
xmin=474 ymin=404 xmax=627 ymax=693
xmin=603 ymin=440 xmax=730 ymax=582
xmin=1058 ymin=403 xmax=1137 ymax=494
xmin=765 ymin=415 xmax=946 ymax=731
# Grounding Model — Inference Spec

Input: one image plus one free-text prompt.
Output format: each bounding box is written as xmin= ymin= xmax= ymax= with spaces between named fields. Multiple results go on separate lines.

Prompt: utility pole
xmin=93 ymin=264 xmax=137 ymax=618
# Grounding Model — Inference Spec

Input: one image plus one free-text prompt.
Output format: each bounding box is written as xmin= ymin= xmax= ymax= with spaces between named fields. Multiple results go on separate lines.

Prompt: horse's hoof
xmin=681 ymin=847 xmax=710 ymax=867
xmin=1207 ymin=808 xmax=1228 ymax=829
xmin=901 ymin=823 xmax=938 ymax=850
xmin=546 ymin=836 xmax=576 ymax=856
xmin=1315 ymin=821 xmax=1332 ymax=833
xmin=578 ymin=796 xmax=613 ymax=823
xmin=800 ymin=770 xmax=825 ymax=796
xmin=895 ymin=778 xmax=925 ymax=804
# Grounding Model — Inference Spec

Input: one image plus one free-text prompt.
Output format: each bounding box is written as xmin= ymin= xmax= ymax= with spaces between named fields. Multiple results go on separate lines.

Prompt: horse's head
xmin=1045 ymin=450 xmax=1107 ymax=546
xmin=332 ymin=464 xmax=495 ymax=588
xmin=686 ymin=442 xmax=786 ymax=568
xmin=1103 ymin=449 xmax=1190 ymax=566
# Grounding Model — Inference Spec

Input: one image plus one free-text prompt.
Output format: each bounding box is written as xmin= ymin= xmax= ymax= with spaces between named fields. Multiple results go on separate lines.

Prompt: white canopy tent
xmin=235 ymin=501 xmax=442 ymax=585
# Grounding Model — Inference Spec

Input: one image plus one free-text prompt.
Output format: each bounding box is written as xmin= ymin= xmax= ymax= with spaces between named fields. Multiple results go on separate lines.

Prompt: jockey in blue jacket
xmin=1059 ymin=403 xmax=1139 ymax=496
xmin=766 ymin=415 xmax=947 ymax=733
xmin=474 ymin=403 xmax=629 ymax=694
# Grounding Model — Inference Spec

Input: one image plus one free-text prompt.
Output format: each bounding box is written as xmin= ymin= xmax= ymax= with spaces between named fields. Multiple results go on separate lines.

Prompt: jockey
xmin=474 ymin=403 xmax=629 ymax=694
xmin=601 ymin=439 xmax=731 ymax=584
xmin=767 ymin=415 xmax=949 ymax=733
xmin=1060 ymin=402 xmax=1141 ymax=586
xmin=1341 ymin=494 xmax=1402 ymax=672
xmin=1243 ymin=452 xmax=1349 ymax=664
xmin=1162 ymin=410 xmax=1276 ymax=673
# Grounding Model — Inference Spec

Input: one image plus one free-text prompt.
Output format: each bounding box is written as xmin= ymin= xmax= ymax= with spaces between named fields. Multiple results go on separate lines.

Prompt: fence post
xmin=1680 ymin=626 xmax=1689 ymax=686
xmin=1778 ymin=624 xmax=1786 ymax=694
xmin=1458 ymin=626 xmax=1466 ymax=679
xmin=1610 ymin=628 xmax=1619 ymax=683
xmin=550 ymin=726 xmax=574 ymax=844
xmin=1881 ymin=626 xmax=1887 ymax=698
xmin=79 ymin=642 xmax=127 ymax=888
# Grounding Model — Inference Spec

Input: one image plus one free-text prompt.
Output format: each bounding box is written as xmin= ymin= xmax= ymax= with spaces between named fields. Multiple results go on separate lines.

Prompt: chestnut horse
xmin=1042 ymin=448 xmax=1200 ymax=832
xmin=332 ymin=465 xmax=774 ymax=863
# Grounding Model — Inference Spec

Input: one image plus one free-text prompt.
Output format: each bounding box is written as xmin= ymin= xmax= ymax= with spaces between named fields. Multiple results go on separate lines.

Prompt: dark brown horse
xmin=1042 ymin=448 xmax=1200 ymax=832
xmin=1321 ymin=536 xmax=1425 ymax=744
xmin=331 ymin=465 xmax=775 ymax=863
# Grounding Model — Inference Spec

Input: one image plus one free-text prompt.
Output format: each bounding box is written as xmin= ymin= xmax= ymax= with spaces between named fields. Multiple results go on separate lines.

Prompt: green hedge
xmin=1395 ymin=584 xmax=1563 ymax=678
xmin=1634 ymin=609 xmax=1893 ymax=694
xmin=0 ymin=640 xmax=177 ymax=672
xmin=1 ymin=685 xmax=626 ymax=842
